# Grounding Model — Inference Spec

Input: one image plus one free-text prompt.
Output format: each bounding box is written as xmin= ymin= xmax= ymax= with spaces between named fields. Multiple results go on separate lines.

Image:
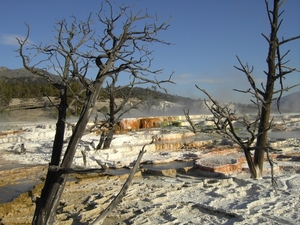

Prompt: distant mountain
xmin=0 ymin=66 xmax=60 ymax=84
xmin=275 ymin=91 xmax=300 ymax=112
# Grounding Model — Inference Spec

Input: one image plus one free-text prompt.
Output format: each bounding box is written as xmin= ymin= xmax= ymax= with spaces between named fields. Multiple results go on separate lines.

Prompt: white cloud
xmin=0 ymin=34 xmax=28 ymax=46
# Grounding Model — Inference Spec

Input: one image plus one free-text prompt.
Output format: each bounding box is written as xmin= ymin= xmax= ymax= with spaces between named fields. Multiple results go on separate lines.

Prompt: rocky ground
xmin=0 ymin=107 xmax=299 ymax=224
xmin=1 ymin=163 xmax=300 ymax=225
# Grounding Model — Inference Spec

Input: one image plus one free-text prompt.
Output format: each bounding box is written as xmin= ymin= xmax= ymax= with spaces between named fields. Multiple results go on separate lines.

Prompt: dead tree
xmin=183 ymin=109 xmax=198 ymax=133
xmin=95 ymin=71 xmax=168 ymax=149
xmin=17 ymin=1 xmax=172 ymax=224
xmin=94 ymin=74 xmax=142 ymax=149
xmin=197 ymin=0 xmax=300 ymax=179
xmin=17 ymin=15 xmax=95 ymax=224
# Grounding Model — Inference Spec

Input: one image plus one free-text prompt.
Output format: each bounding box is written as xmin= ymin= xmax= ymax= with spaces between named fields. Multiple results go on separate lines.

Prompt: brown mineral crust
xmin=118 ymin=118 xmax=140 ymax=130
xmin=139 ymin=117 xmax=161 ymax=129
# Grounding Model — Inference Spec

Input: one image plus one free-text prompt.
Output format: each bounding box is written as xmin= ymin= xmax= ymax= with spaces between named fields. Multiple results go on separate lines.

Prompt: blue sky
xmin=1 ymin=0 xmax=299 ymax=103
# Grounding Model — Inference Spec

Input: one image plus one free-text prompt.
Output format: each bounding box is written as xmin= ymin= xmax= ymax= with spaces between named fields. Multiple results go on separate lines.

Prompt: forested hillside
xmin=0 ymin=67 xmax=197 ymax=111
xmin=1 ymin=67 xmax=298 ymax=113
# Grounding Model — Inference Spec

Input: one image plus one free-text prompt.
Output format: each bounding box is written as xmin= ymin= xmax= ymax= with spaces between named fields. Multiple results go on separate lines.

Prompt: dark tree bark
xmin=102 ymin=80 xmax=116 ymax=149
xmin=103 ymin=123 xmax=114 ymax=149
xmin=33 ymin=87 xmax=68 ymax=224
xmin=50 ymin=87 xmax=67 ymax=165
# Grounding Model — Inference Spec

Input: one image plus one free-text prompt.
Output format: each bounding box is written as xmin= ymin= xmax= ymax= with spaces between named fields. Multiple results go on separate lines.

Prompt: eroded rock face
xmin=140 ymin=118 xmax=161 ymax=129
xmin=118 ymin=118 xmax=141 ymax=130
xmin=194 ymin=157 xmax=242 ymax=174
xmin=117 ymin=116 xmax=184 ymax=131
xmin=142 ymin=168 xmax=178 ymax=177
xmin=193 ymin=149 xmax=246 ymax=174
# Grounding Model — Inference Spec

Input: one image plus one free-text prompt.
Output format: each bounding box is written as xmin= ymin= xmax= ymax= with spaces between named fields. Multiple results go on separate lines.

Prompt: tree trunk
xmin=50 ymin=88 xmax=67 ymax=165
xmin=243 ymin=148 xmax=258 ymax=178
xmin=103 ymin=126 xmax=114 ymax=149
xmin=97 ymin=131 xmax=106 ymax=150
xmin=32 ymin=87 xmax=68 ymax=224
xmin=32 ymin=75 xmax=105 ymax=224
xmin=253 ymin=103 xmax=272 ymax=178
xmin=103 ymin=87 xmax=115 ymax=149
xmin=252 ymin=0 xmax=278 ymax=179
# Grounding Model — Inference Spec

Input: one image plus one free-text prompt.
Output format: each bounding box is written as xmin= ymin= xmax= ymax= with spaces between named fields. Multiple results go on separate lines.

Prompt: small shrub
xmin=172 ymin=121 xmax=182 ymax=127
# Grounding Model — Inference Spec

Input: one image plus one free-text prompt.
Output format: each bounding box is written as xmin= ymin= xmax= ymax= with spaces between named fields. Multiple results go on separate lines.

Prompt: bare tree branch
xmin=91 ymin=141 xmax=150 ymax=225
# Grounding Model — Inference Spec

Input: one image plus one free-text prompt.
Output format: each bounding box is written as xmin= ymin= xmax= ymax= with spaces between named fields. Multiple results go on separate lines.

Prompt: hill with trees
xmin=0 ymin=67 xmax=199 ymax=113
xmin=1 ymin=66 xmax=298 ymax=114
